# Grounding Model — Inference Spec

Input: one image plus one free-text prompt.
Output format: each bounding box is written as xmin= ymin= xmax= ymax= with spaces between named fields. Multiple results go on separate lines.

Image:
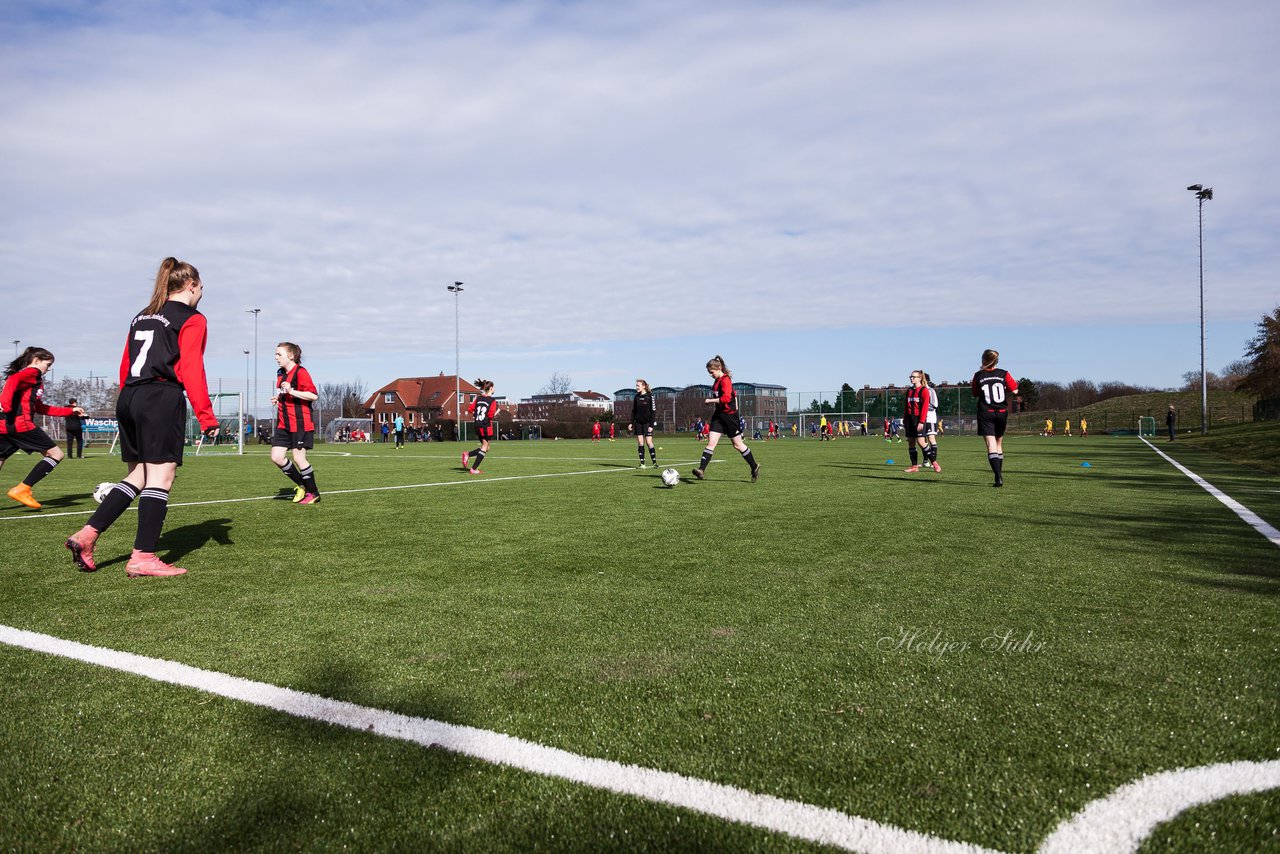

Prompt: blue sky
xmin=2 ymin=0 xmax=1276 ymax=415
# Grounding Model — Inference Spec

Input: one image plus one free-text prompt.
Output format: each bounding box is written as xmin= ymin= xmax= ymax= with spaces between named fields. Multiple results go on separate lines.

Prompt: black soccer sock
xmin=472 ymin=450 xmax=486 ymax=470
xmin=87 ymin=481 xmax=139 ymax=533
xmin=134 ymin=487 xmax=169 ymax=553
xmin=740 ymin=447 xmax=757 ymax=470
xmin=649 ymin=445 xmax=658 ymax=463
xmin=995 ymin=453 xmax=1004 ymax=479
xmin=22 ymin=456 xmax=59 ymax=487
xmin=930 ymin=444 xmax=938 ymax=462
xmin=278 ymin=460 xmax=306 ymax=487
xmin=299 ymin=465 xmax=318 ymax=495
xmin=699 ymin=449 xmax=714 ymax=471
xmin=638 ymin=446 xmax=646 ymax=463
xmin=909 ymin=447 xmax=919 ymax=466
xmin=988 ymin=452 xmax=1000 ymax=476
xmin=470 ymin=447 xmax=483 ymax=461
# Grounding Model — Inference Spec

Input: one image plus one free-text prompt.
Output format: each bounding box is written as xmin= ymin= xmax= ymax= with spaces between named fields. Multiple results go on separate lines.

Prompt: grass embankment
xmin=1009 ymin=389 xmax=1257 ymax=435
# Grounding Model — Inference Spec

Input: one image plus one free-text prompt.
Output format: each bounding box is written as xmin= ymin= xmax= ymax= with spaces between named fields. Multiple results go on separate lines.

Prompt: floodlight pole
xmin=1186 ymin=185 xmax=1212 ymax=435
xmin=448 ymin=282 xmax=464 ymax=443
xmin=246 ymin=309 xmax=261 ymax=427
xmin=11 ymin=340 xmax=18 ymax=357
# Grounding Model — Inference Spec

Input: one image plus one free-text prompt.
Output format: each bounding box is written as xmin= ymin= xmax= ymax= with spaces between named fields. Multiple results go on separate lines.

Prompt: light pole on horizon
xmin=1187 ymin=184 xmax=1213 ymax=435
xmin=246 ymin=309 xmax=261 ymax=426
xmin=243 ymin=348 xmax=251 ymax=435
xmin=448 ymin=282 xmax=464 ymax=443
xmin=11 ymin=340 xmax=18 ymax=357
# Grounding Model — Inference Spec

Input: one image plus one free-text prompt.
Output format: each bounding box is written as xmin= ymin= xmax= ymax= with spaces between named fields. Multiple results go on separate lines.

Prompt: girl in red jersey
xmin=692 ymin=355 xmax=760 ymax=482
xmin=971 ymin=349 xmax=1020 ymax=488
xmin=2 ymin=347 xmax=85 ymax=509
xmin=65 ymin=258 xmax=219 ymax=577
xmin=271 ymin=342 xmax=321 ymax=504
xmin=462 ymin=379 xmax=497 ymax=474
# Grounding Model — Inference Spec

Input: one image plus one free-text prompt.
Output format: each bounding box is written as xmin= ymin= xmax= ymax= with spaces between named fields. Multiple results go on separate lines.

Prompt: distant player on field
xmin=462 ymin=379 xmax=498 ymax=474
xmin=902 ymin=370 xmax=932 ymax=473
xmin=271 ymin=342 xmax=321 ymax=505
xmin=1064 ymin=418 xmax=1072 ymax=437
xmin=3 ymin=347 xmax=84 ymax=509
xmin=1080 ymin=417 xmax=1088 ymax=438
xmin=971 ymin=348 xmax=1020 ymax=488
xmin=921 ymin=372 xmax=941 ymax=472
xmin=632 ymin=379 xmax=658 ymax=468
xmin=691 ymin=355 xmax=760 ymax=483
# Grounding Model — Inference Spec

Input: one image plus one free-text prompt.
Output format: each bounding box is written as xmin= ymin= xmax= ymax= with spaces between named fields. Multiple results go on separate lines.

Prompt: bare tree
xmin=539 ymin=372 xmax=573 ymax=397
xmin=318 ymin=379 xmax=371 ymax=421
xmin=41 ymin=376 xmax=118 ymax=416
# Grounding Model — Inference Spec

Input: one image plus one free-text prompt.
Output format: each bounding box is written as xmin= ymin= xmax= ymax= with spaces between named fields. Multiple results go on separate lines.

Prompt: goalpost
xmin=189 ymin=392 xmax=245 ymax=455
xmin=1137 ymin=416 xmax=1157 ymax=438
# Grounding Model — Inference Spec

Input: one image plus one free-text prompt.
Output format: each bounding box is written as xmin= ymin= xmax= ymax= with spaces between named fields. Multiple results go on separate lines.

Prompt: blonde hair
xmin=706 ymin=355 xmax=731 ymax=377
xmin=146 ymin=257 xmax=200 ymax=314
xmin=981 ymin=349 xmax=999 ymax=370
xmin=636 ymin=379 xmax=650 ymax=394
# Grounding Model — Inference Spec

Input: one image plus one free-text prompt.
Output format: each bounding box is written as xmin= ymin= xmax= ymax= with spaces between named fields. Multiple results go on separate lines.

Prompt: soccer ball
xmin=661 ymin=468 xmax=680 ymax=487
xmin=92 ymin=482 xmax=114 ymax=504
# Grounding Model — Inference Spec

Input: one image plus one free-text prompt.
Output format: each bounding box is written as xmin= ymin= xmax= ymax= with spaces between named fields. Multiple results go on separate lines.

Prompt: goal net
xmin=189 ymin=392 xmax=244 ymax=455
xmin=1137 ymin=416 xmax=1157 ymax=438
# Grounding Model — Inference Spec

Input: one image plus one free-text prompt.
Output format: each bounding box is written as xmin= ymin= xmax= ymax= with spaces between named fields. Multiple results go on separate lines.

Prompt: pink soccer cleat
xmin=125 ymin=551 xmax=187 ymax=578
xmin=903 ymin=465 xmax=920 ymax=473
xmin=299 ymin=493 xmax=321 ymax=505
xmin=461 ymin=452 xmax=469 ymax=469
xmin=65 ymin=527 xmax=99 ymax=572
xmin=469 ymin=468 xmax=481 ymax=475
xmin=931 ymin=461 xmax=942 ymax=473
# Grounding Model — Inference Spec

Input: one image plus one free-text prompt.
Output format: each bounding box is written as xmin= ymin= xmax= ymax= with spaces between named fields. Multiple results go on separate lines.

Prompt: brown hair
xmin=5 ymin=346 xmax=54 ymax=377
xmin=474 ymin=378 xmax=494 ymax=394
xmin=706 ymin=355 xmax=731 ymax=377
xmin=145 ymin=257 xmax=200 ymax=314
xmin=636 ymin=379 xmax=650 ymax=394
xmin=277 ymin=342 xmax=302 ymax=364
xmin=981 ymin=349 xmax=999 ymax=370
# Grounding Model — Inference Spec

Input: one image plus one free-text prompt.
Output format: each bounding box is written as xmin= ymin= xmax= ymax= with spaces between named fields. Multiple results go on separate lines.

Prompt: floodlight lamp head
xmin=1198 ymin=188 xmax=1213 ymax=201
xmin=1186 ymin=184 xmax=1202 ymax=192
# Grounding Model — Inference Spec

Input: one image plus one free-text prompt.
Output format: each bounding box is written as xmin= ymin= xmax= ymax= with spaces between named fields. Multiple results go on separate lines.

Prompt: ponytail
xmin=277 ymin=342 xmax=302 ymax=364
xmin=981 ymin=349 xmax=999 ymax=370
xmin=706 ymin=355 xmax=731 ymax=377
xmin=474 ymin=378 xmax=494 ymax=394
xmin=5 ymin=346 xmax=54 ymax=378
xmin=146 ymin=257 xmax=201 ymax=314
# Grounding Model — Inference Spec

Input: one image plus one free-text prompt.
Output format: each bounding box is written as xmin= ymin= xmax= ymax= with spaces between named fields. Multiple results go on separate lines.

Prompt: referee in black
xmin=65 ymin=398 xmax=84 ymax=459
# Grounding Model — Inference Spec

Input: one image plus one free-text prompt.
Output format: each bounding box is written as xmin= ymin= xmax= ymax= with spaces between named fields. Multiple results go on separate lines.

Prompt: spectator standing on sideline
xmin=65 ymin=398 xmax=84 ymax=459
xmin=1166 ymin=405 xmax=1176 ymax=441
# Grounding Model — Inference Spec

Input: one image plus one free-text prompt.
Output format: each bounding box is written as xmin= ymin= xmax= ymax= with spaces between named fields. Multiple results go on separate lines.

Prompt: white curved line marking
xmin=1038 ymin=759 xmax=1280 ymax=853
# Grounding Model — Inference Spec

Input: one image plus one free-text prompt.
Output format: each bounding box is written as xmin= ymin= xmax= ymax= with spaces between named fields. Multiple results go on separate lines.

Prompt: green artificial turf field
xmin=1 ymin=434 xmax=1277 ymax=852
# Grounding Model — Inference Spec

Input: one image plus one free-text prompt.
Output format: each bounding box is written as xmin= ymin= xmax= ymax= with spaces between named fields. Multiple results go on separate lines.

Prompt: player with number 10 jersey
xmin=970 ymin=349 xmax=1019 ymax=487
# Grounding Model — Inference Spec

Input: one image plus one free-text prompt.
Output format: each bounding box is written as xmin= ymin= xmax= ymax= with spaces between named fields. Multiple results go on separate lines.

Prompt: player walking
xmin=271 ymin=342 xmax=321 ymax=504
xmin=64 ymin=258 xmax=218 ymax=576
xmin=632 ymin=379 xmax=658 ymax=468
xmin=691 ymin=355 xmax=760 ymax=483
xmin=2 ymin=347 xmax=85 ymax=509
xmin=971 ymin=349 xmax=1020 ymax=488
xmin=462 ymin=379 xmax=497 ymax=474
xmin=902 ymin=370 xmax=932 ymax=473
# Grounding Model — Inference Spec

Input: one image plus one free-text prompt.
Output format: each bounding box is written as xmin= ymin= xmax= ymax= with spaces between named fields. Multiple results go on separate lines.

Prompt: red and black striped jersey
xmin=905 ymin=385 xmax=931 ymax=422
xmin=117 ymin=300 xmax=217 ymax=430
xmin=0 ymin=367 xmax=73 ymax=434
xmin=469 ymin=395 xmax=497 ymax=426
xmin=712 ymin=375 xmax=737 ymax=417
xmin=275 ymin=365 xmax=316 ymax=432
xmin=971 ymin=369 xmax=1018 ymax=414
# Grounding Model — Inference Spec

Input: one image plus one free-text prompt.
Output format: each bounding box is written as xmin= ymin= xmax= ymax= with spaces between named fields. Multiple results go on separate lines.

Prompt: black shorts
xmin=0 ymin=428 xmax=57 ymax=460
xmin=272 ymin=429 xmax=315 ymax=450
xmin=475 ymin=424 xmax=496 ymax=441
xmin=633 ymin=421 xmax=654 ymax=437
xmin=709 ymin=411 xmax=741 ymax=439
xmin=903 ymin=419 xmax=921 ymax=440
xmin=117 ymin=383 xmax=186 ymax=465
xmin=977 ymin=411 xmax=1008 ymax=438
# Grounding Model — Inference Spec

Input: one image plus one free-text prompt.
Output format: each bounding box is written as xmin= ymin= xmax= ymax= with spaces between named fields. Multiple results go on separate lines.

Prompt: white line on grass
xmin=0 ymin=463 xmax=702 ymax=523
xmin=0 ymin=625 xmax=998 ymax=854
xmin=1140 ymin=437 xmax=1280 ymax=548
xmin=1037 ymin=759 xmax=1280 ymax=853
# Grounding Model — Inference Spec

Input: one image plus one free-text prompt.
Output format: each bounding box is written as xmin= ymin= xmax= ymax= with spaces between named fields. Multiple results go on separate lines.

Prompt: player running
xmin=691 ymin=355 xmax=760 ymax=483
xmin=271 ymin=342 xmax=321 ymax=505
xmin=65 ymin=257 xmax=218 ymax=576
xmin=902 ymin=370 xmax=933 ymax=473
xmin=462 ymin=379 xmax=498 ymax=474
xmin=971 ymin=349 xmax=1020 ymax=488
xmin=2 ymin=347 xmax=85 ymax=509
xmin=632 ymin=379 xmax=658 ymax=468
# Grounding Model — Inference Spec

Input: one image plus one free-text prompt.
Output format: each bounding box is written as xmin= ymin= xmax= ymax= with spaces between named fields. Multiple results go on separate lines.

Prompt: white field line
xmin=0 ymin=625 xmax=998 ymax=854
xmin=0 ymin=462 xmax=708 ymax=523
xmin=1139 ymin=437 xmax=1280 ymax=547
xmin=1037 ymin=759 xmax=1280 ymax=853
